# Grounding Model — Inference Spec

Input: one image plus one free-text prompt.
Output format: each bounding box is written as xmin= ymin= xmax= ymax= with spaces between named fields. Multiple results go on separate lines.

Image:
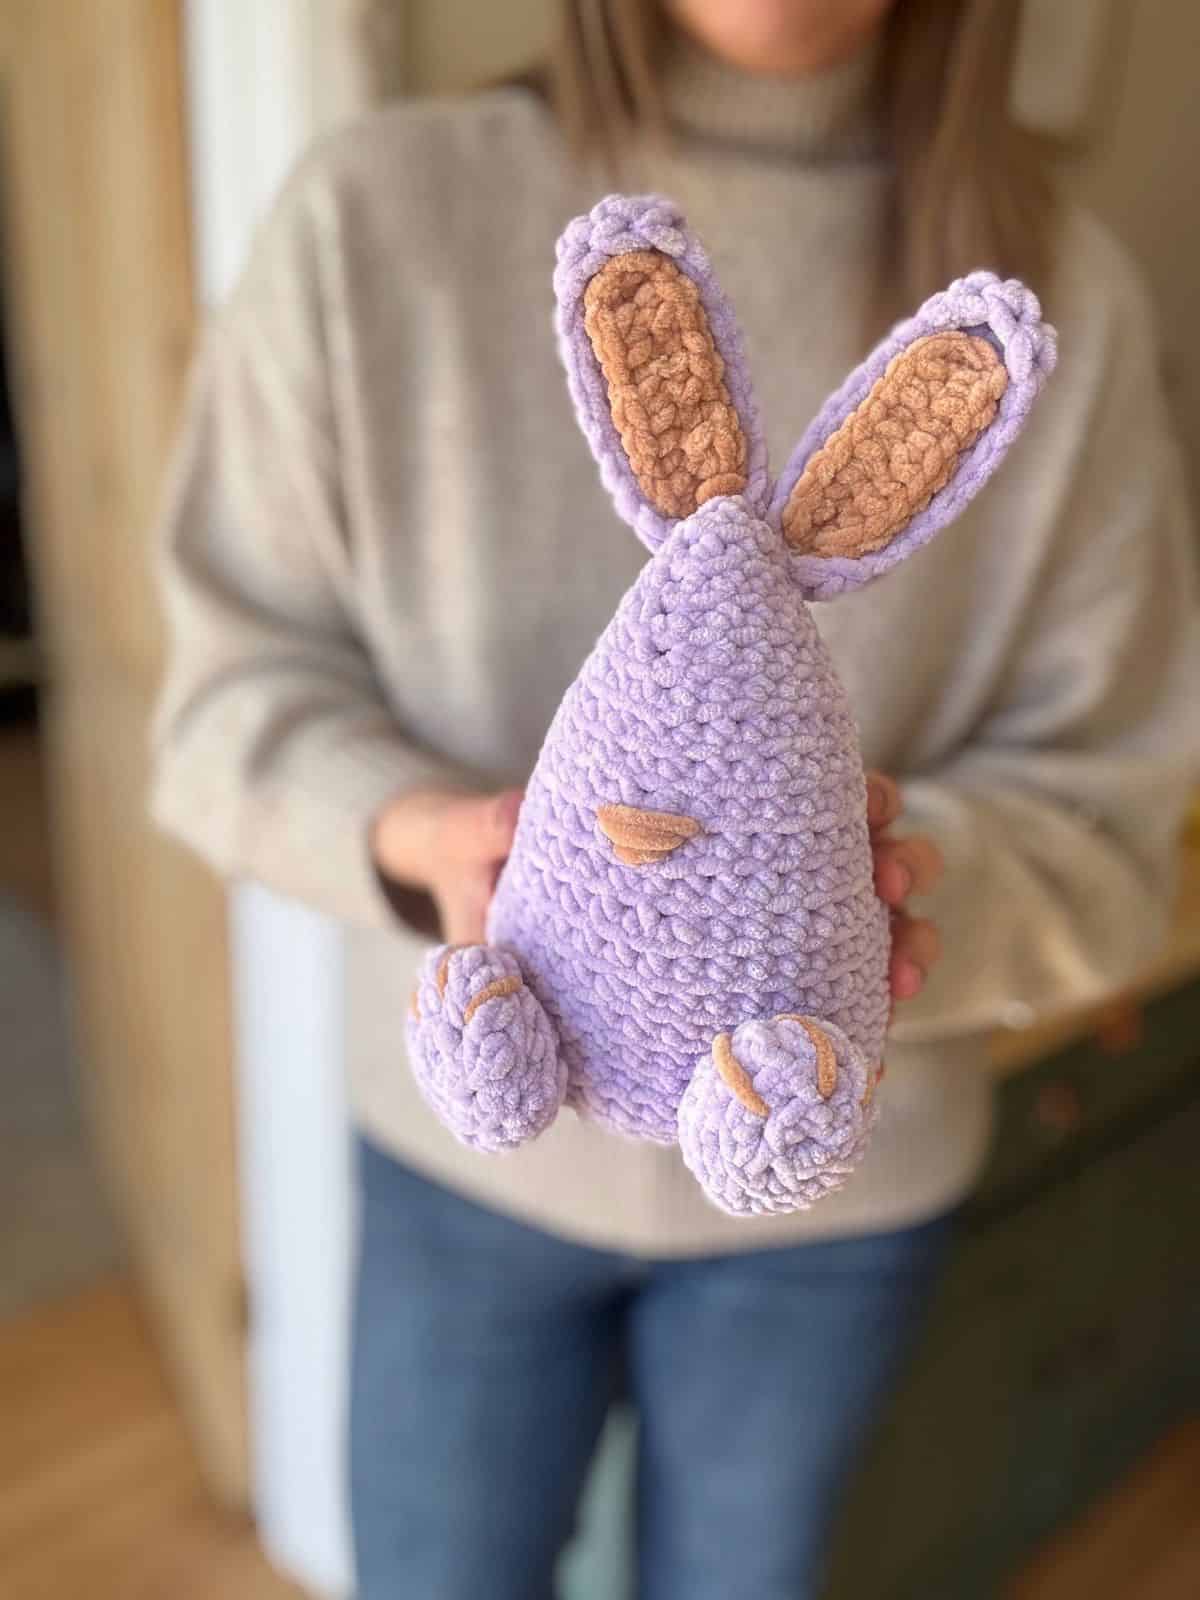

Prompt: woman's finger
xmin=442 ymin=787 xmax=523 ymax=865
xmin=439 ymin=880 xmax=491 ymax=946
xmin=873 ymin=834 xmax=944 ymax=904
xmin=894 ymin=913 xmax=941 ymax=971
xmin=890 ymin=957 xmax=924 ymax=1002
xmin=866 ymin=771 xmax=901 ymax=832
xmin=889 ymin=913 xmax=942 ymax=1001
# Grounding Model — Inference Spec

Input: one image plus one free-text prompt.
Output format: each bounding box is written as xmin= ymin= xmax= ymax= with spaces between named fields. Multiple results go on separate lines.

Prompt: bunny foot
xmin=678 ymin=1015 xmax=879 ymax=1217
xmin=405 ymin=944 xmax=566 ymax=1152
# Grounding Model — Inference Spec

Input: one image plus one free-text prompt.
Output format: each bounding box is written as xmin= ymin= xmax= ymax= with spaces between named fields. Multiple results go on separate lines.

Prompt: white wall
xmin=183 ymin=3 xmax=368 ymax=1593
xmin=1064 ymin=0 xmax=1200 ymax=502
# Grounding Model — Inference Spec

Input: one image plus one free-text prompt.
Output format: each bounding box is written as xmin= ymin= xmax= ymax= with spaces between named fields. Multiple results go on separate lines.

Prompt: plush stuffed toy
xmin=406 ymin=193 xmax=1056 ymax=1217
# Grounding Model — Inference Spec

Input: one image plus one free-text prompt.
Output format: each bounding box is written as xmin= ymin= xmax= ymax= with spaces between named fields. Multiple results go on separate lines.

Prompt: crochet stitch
xmin=405 ymin=193 xmax=1056 ymax=1217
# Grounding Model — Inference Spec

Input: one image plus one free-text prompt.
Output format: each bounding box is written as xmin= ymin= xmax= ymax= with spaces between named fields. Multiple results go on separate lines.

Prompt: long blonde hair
xmin=548 ymin=0 xmax=1057 ymax=329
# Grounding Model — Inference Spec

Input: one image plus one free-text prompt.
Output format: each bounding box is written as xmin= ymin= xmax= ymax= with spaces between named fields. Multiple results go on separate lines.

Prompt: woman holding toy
xmin=153 ymin=0 xmax=1199 ymax=1594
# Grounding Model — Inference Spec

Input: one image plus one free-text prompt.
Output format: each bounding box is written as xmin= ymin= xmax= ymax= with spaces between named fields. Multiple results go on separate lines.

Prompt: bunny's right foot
xmin=678 ymin=1015 xmax=879 ymax=1217
xmin=406 ymin=944 xmax=565 ymax=1152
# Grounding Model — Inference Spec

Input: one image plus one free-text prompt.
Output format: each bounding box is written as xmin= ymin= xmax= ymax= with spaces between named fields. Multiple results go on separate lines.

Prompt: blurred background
xmin=0 ymin=2 xmax=1198 ymax=1597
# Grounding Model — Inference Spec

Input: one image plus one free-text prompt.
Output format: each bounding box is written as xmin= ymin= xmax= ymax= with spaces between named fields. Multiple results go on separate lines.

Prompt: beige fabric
xmin=150 ymin=53 xmax=1200 ymax=1254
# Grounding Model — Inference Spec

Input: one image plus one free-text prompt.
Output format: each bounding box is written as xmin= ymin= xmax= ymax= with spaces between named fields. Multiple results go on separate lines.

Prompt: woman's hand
xmin=371 ymin=786 xmax=523 ymax=946
xmin=866 ymin=772 xmax=943 ymax=1005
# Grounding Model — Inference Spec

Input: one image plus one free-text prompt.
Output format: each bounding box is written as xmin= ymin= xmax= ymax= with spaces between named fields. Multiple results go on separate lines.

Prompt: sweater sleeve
xmin=150 ymin=167 xmax=469 ymax=929
xmin=891 ymin=252 xmax=1200 ymax=1046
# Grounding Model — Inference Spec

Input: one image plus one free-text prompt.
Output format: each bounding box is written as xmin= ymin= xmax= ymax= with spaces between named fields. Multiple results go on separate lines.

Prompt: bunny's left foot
xmin=405 ymin=944 xmax=566 ymax=1152
xmin=678 ymin=1015 xmax=879 ymax=1217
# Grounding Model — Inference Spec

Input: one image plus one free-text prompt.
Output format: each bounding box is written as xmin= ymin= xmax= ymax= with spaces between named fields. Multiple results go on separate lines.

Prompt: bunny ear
xmin=554 ymin=194 xmax=769 ymax=552
xmin=771 ymin=272 xmax=1057 ymax=600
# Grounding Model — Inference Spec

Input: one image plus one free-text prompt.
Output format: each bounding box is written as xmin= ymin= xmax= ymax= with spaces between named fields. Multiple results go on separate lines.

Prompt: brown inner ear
xmin=583 ymin=249 xmax=748 ymax=521
xmin=781 ymin=331 xmax=1008 ymax=560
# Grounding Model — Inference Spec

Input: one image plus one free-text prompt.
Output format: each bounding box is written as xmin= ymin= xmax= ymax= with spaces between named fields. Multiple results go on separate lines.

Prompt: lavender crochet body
xmin=407 ymin=195 xmax=1056 ymax=1217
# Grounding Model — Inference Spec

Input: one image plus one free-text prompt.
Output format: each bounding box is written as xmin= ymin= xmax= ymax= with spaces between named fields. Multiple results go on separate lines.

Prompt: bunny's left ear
xmin=771 ymin=272 xmax=1057 ymax=600
xmin=554 ymin=194 xmax=770 ymax=552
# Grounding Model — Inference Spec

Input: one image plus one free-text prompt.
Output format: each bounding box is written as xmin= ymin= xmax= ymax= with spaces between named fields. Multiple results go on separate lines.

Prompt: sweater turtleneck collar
xmin=659 ymin=27 xmax=886 ymax=163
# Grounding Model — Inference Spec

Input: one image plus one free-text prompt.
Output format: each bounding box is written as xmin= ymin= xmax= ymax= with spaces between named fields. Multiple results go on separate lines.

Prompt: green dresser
xmin=823 ymin=975 xmax=1200 ymax=1597
xmin=561 ymin=976 xmax=1200 ymax=1600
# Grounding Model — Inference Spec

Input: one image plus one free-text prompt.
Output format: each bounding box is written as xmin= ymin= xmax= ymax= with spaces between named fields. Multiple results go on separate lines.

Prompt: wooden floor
xmin=1011 ymin=1420 xmax=1200 ymax=1599
xmin=0 ymin=1276 xmax=1198 ymax=1600
xmin=0 ymin=1279 xmax=300 ymax=1600
xmin=0 ymin=721 xmax=56 ymax=923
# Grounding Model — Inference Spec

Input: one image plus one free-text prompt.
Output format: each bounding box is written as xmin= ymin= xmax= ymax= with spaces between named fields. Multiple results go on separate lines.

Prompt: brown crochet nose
xmin=596 ymin=804 xmax=702 ymax=866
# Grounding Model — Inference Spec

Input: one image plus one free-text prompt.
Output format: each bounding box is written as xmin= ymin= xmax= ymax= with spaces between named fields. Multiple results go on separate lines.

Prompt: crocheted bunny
xmin=406 ymin=194 xmax=1056 ymax=1217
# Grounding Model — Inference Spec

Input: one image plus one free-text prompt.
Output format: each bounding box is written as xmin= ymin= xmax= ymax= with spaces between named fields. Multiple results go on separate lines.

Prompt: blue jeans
xmin=350 ymin=1136 xmax=955 ymax=1599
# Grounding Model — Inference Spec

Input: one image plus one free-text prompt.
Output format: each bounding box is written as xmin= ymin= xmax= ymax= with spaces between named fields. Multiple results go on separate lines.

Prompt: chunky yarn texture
xmin=406 ymin=194 xmax=1056 ymax=1217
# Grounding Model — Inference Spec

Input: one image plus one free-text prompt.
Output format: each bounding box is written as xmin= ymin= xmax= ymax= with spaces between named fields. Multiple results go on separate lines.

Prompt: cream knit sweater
xmin=152 ymin=42 xmax=1200 ymax=1253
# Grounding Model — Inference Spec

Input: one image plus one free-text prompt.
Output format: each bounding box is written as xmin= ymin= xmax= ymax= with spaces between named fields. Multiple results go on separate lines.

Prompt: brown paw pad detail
xmin=775 ymin=1015 xmax=838 ymax=1098
xmin=406 ymin=946 xmax=564 ymax=1154
xmin=435 ymin=945 xmax=468 ymax=997
xmin=712 ymin=1031 xmax=770 ymax=1118
xmin=596 ymin=803 xmax=702 ymax=866
xmin=462 ymin=974 xmax=523 ymax=1025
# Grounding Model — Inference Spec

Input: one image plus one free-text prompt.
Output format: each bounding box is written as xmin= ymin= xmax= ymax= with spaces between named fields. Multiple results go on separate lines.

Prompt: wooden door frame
xmin=0 ymin=0 xmax=246 ymax=1504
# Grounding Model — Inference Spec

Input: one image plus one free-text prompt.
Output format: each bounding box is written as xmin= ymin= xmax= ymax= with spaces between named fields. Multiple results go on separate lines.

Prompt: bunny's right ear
xmin=770 ymin=272 xmax=1057 ymax=600
xmin=554 ymin=195 xmax=769 ymax=553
